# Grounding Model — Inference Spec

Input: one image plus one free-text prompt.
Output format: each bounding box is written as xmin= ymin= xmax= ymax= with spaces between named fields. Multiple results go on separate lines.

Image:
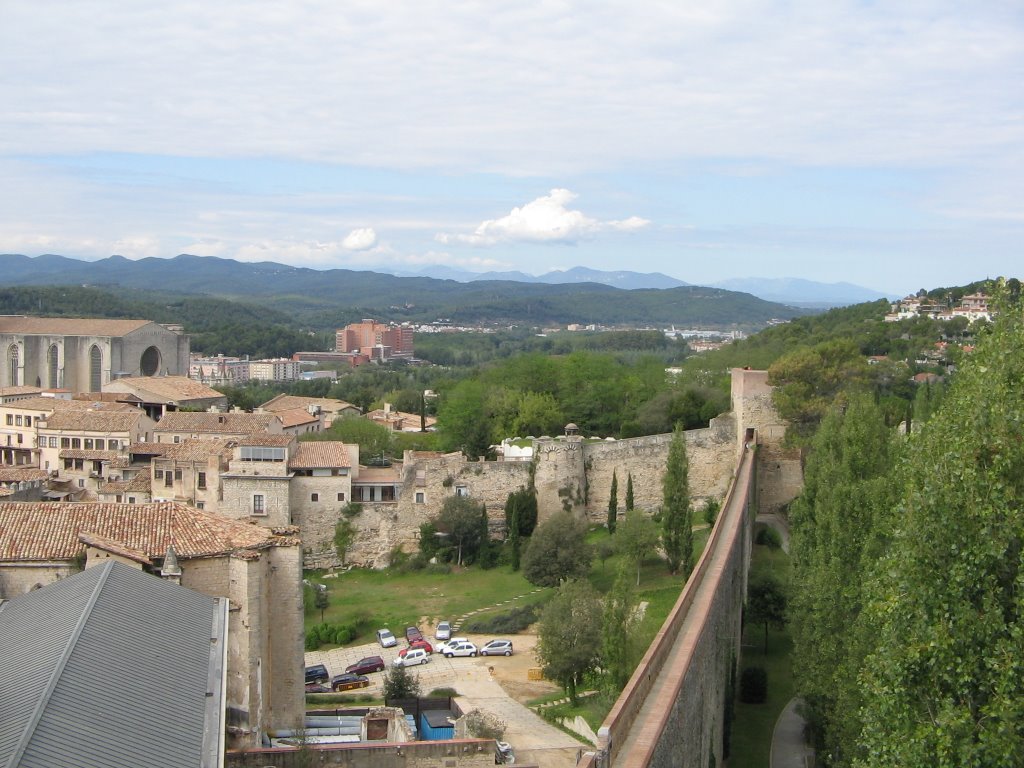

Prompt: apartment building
xmin=335 ymin=319 xmax=414 ymax=359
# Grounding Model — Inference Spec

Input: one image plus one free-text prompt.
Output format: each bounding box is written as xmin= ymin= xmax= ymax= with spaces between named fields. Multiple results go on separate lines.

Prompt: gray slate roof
xmin=0 ymin=561 xmax=226 ymax=768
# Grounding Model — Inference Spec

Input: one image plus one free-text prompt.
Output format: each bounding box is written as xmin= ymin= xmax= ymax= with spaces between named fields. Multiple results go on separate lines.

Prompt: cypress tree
xmin=661 ymin=428 xmax=692 ymax=576
xmin=607 ymin=470 xmax=619 ymax=533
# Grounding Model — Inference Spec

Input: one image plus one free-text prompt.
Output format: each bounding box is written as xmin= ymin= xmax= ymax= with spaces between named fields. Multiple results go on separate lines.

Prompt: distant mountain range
xmin=0 ymin=253 xmax=811 ymax=328
xmin=393 ymin=265 xmax=889 ymax=306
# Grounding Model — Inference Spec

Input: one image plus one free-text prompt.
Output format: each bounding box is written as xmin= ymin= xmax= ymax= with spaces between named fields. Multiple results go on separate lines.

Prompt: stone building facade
xmin=0 ymin=316 xmax=189 ymax=392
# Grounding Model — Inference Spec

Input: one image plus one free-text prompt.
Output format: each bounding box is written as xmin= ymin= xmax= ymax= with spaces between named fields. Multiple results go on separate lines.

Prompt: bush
xmin=703 ymin=498 xmax=721 ymax=526
xmin=461 ymin=603 xmax=541 ymax=634
xmin=305 ymin=621 xmax=358 ymax=650
xmin=429 ymin=687 xmax=458 ymax=698
xmin=754 ymin=525 xmax=782 ymax=550
xmin=739 ymin=666 xmax=768 ymax=703
xmin=383 ymin=664 xmax=421 ymax=701
xmin=464 ymin=708 xmax=507 ymax=740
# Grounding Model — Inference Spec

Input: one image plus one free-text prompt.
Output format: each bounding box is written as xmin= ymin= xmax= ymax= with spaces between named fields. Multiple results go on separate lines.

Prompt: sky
xmin=1 ymin=2 xmax=1022 ymax=296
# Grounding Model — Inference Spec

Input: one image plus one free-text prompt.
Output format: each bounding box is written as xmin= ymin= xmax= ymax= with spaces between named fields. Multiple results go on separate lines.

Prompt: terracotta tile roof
xmin=289 ymin=441 xmax=351 ymax=469
xmin=73 ymin=392 xmax=144 ymax=404
xmin=0 ymin=501 xmax=295 ymax=561
xmin=108 ymin=457 xmax=131 ymax=469
xmin=98 ymin=474 xmax=152 ymax=494
xmin=159 ymin=438 xmax=236 ymax=462
xmin=237 ymin=434 xmax=293 ymax=447
xmin=155 ymin=411 xmax=277 ymax=435
xmin=259 ymin=394 xmax=359 ymax=413
xmin=276 ymin=407 xmax=320 ymax=428
xmin=40 ymin=410 xmax=145 ymax=433
xmin=105 ymin=376 xmax=224 ymax=402
xmin=0 ymin=468 xmax=51 ymax=483
xmin=58 ymin=449 xmax=122 ymax=461
xmin=1 ymin=397 xmax=102 ymax=413
xmin=77 ymin=531 xmax=152 ymax=565
xmin=129 ymin=442 xmax=172 ymax=456
xmin=0 ymin=488 xmax=13 ymax=498
xmin=0 ymin=385 xmax=45 ymax=397
xmin=0 ymin=317 xmax=153 ymax=336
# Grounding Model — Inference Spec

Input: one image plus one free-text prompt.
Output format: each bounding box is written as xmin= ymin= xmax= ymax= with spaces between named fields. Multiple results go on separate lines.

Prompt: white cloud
xmin=342 ymin=227 xmax=377 ymax=250
xmin=437 ymin=189 xmax=649 ymax=246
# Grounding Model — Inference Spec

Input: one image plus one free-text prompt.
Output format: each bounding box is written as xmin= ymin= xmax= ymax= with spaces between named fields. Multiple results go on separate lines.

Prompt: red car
xmin=345 ymin=655 xmax=386 ymax=675
xmin=405 ymin=626 xmax=423 ymax=643
xmin=398 ymin=639 xmax=434 ymax=657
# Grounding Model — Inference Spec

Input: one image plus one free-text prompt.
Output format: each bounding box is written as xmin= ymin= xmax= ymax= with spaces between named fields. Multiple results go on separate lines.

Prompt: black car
xmin=305 ymin=663 xmax=329 ymax=685
xmin=345 ymin=655 xmax=386 ymax=675
xmin=331 ymin=673 xmax=371 ymax=692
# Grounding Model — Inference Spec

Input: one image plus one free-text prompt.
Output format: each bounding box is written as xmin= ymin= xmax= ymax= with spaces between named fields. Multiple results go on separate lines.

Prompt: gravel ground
xmin=306 ymin=628 xmax=593 ymax=767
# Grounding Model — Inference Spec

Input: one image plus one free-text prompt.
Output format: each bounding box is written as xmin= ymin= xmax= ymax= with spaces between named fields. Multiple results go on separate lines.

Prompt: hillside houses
xmin=885 ymin=291 xmax=992 ymax=324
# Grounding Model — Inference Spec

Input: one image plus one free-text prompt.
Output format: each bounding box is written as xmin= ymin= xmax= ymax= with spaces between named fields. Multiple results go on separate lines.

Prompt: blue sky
xmin=1 ymin=1 xmax=1022 ymax=295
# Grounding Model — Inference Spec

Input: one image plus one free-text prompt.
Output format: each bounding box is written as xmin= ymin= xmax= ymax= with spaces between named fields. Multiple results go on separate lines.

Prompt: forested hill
xmin=0 ymin=253 xmax=806 ymax=328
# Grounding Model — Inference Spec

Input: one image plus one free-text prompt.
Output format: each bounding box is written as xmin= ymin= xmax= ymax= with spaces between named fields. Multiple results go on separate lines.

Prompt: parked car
xmin=443 ymin=641 xmax=478 ymax=658
xmin=405 ymin=626 xmax=423 ymax=643
xmin=392 ymin=648 xmax=431 ymax=667
xmin=435 ymin=621 xmax=451 ymax=641
xmin=399 ymin=639 xmax=433 ymax=656
xmin=331 ymin=673 xmax=371 ymax=692
xmin=376 ymin=628 xmax=398 ymax=648
xmin=345 ymin=655 xmax=386 ymax=675
xmin=480 ymin=639 xmax=514 ymax=657
xmin=437 ymin=637 xmax=469 ymax=655
xmin=304 ymin=664 xmax=329 ymax=685
xmin=305 ymin=682 xmax=331 ymax=693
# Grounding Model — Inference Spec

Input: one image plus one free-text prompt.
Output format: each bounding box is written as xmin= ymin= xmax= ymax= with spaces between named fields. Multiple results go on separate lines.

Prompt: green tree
xmin=536 ymin=580 xmax=603 ymax=704
xmin=746 ymin=573 xmax=787 ymax=655
xmin=615 ymin=511 xmax=660 ymax=586
xmin=625 ymin=472 xmax=634 ymax=511
xmin=521 ymin=511 xmax=592 ymax=587
xmin=602 ymin=564 xmax=637 ymax=690
xmin=305 ymin=415 xmax=393 ymax=464
xmin=436 ymin=379 xmax=493 ymax=457
xmin=787 ymin=394 xmax=896 ymax=761
xmin=607 ymin=470 xmax=619 ymax=533
xmin=333 ymin=518 xmax=355 ymax=566
xmin=435 ymin=495 xmax=488 ymax=566
xmin=855 ymin=296 xmax=1024 ymax=767
xmin=382 ymin=664 xmax=421 ymax=701
xmin=504 ymin=486 xmax=538 ymax=537
xmin=661 ymin=428 xmax=693 ymax=576
xmin=314 ymin=588 xmax=330 ymax=623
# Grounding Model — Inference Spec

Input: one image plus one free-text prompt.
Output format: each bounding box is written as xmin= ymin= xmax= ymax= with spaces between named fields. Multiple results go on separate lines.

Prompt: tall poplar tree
xmin=607 ymin=470 xmax=619 ymax=533
xmin=661 ymin=428 xmax=692 ymax=576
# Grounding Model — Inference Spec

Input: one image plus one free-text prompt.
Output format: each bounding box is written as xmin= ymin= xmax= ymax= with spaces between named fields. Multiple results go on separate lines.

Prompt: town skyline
xmin=2 ymin=2 xmax=1022 ymax=296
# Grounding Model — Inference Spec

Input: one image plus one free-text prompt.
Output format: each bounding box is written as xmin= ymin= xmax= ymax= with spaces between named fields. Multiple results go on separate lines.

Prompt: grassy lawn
xmin=727 ymin=544 xmax=794 ymax=768
xmin=304 ymin=564 xmax=547 ymax=644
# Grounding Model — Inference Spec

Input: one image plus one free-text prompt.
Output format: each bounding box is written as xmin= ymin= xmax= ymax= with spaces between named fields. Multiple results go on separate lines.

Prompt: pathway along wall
xmin=589 ymin=442 xmax=756 ymax=768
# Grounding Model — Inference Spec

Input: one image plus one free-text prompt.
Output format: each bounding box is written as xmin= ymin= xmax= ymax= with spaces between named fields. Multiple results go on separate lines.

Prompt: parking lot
xmin=305 ymin=630 xmax=590 ymax=767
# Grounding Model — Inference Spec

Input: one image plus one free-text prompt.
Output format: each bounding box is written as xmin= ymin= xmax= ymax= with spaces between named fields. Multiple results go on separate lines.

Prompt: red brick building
xmin=335 ymin=320 xmax=414 ymax=359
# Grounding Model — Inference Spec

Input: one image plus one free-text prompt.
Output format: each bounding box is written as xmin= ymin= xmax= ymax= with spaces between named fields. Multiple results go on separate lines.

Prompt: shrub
xmin=464 ymin=708 xmax=507 ymax=740
xmin=754 ymin=525 xmax=782 ymax=550
xmin=305 ymin=621 xmax=358 ymax=650
xmin=703 ymin=498 xmax=721 ymax=526
xmin=462 ymin=603 xmax=541 ymax=634
xmin=739 ymin=666 xmax=768 ymax=703
xmin=429 ymin=687 xmax=458 ymax=698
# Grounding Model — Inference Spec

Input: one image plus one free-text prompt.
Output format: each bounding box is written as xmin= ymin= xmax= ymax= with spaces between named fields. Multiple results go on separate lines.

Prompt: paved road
xmin=771 ymin=697 xmax=814 ymax=768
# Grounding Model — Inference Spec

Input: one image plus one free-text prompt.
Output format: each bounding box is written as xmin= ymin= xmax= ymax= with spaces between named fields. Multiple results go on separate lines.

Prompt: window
xmin=337 ymin=492 xmax=345 ymax=502
xmin=311 ymin=493 xmax=319 ymax=502
xmin=16 ymin=434 xmax=22 ymax=445
xmin=173 ymin=435 xmax=180 ymax=444
xmin=164 ymin=473 xmax=172 ymax=487
xmin=25 ymin=416 xmax=31 ymax=427
xmin=92 ymin=461 xmax=102 ymax=474
xmin=455 ymin=485 xmax=469 ymax=497
xmin=89 ymin=345 xmax=102 ymax=391
xmin=196 ymin=501 xmax=205 ymax=510
xmin=154 ymin=470 xmax=164 ymax=479
xmin=47 ymin=345 xmax=58 ymax=389
xmin=63 ymin=459 xmax=73 ymax=470
xmin=60 ymin=437 xmax=70 ymax=448
xmin=95 ymin=439 xmax=104 ymax=450
xmin=74 ymin=459 xmax=83 ymax=470
xmin=197 ymin=472 xmax=206 ymax=490
xmin=115 ymin=495 xmax=122 ymax=502
xmin=174 ymin=469 xmax=182 ymax=481
xmin=84 ymin=438 xmax=93 ymax=450
xmin=128 ymin=496 xmax=135 ymax=504
xmin=108 ymin=439 xmax=118 ymax=450
xmin=15 ymin=416 xmax=22 ymax=426
xmin=8 ymin=344 xmax=19 ymax=386
xmin=239 ymin=445 xmax=287 ymax=462
xmin=49 ymin=437 xmax=57 ymax=448
xmin=415 ymin=491 xmax=425 ymax=504
xmin=71 ymin=438 xmax=80 ymax=449
xmin=253 ymin=494 xmax=266 ymax=515
xmin=4 ymin=415 xmax=11 ymax=426
xmin=78 ymin=479 xmax=84 ymax=488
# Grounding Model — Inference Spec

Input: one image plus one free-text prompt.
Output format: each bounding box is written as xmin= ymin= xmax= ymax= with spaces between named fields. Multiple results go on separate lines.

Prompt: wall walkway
xmin=588 ymin=441 xmax=756 ymax=768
